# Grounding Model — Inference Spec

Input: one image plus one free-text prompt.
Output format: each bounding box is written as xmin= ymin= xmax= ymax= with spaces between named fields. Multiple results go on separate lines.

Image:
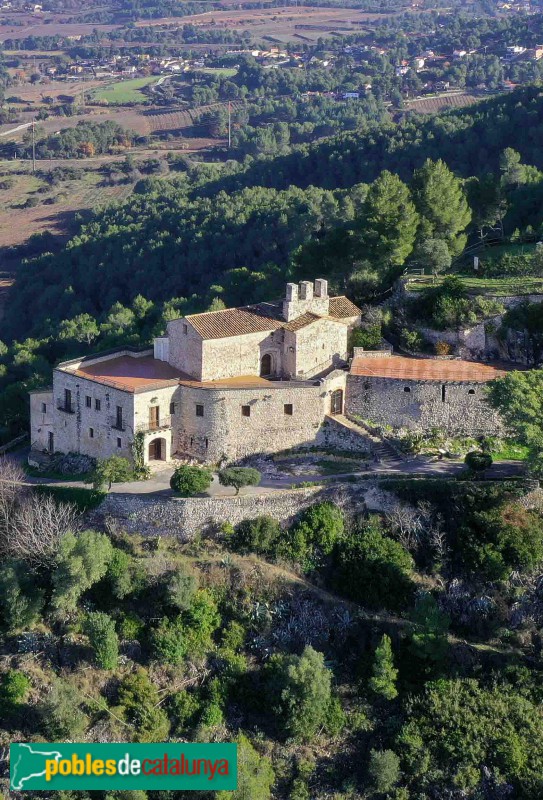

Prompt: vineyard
xmin=405 ymin=92 xmax=483 ymax=114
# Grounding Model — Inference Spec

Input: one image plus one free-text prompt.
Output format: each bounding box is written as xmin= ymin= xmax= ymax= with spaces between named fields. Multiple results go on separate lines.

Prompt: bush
xmin=51 ymin=531 xmax=113 ymax=614
xmin=0 ymin=560 xmax=44 ymax=632
xmin=283 ymin=502 xmax=345 ymax=567
xmin=266 ymin=645 xmax=334 ymax=743
xmin=170 ymin=690 xmax=201 ymax=735
xmin=152 ymin=616 xmax=186 ymax=665
xmin=34 ymin=485 xmax=105 ymax=511
xmin=465 ymin=450 xmax=493 ymax=473
xmin=92 ymin=456 xmax=133 ymax=490
xmin=170 ymin=465 xmax=213 ymax=496
xmin=167 ymin=562 xmax=199 ymax=611
xmin=368 ymin=749 xmax=401 ymax=793
xmin=352 ymin=324 xmax=382 ymax=351
xmin=216 ymin=735 xmax=274 ymax=800
xmin=41 ymin=678 xmax=89 ymax=739
xmin=84 ymin=611 xmax=119 ymax=669
xmin=231 ymin=515 xmax=281 ymax=555
xmin=218 ymin=467 xmax=261 ymax=494
xmin=117 ymin=670 xmax=170 ymax=742
xmin=333 ymin=516 xmax=414 ymax=610
xmin=434 ymin=340 xmax=452 ymax=356
xmin=0 ymin=670 xmax=30 ymax=709
xmin=106 ymin=548 xmax=146 ymax=600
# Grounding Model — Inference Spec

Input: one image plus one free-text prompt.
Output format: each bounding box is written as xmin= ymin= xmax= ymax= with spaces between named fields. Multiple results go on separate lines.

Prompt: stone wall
xmin=287 ymin=317 xmax=349 ymax=379
xmin=316 ymin=416 xmax=372 ymax=453
xmin=91 ymin=483 xmax=366 ymax=538
xmin=30 ymin=389 xmax=53 ymax=451
xmin=52 ymin=369 xmax=136 ymax=462
xmin=346 ymin=375 xmax=504 ymax=436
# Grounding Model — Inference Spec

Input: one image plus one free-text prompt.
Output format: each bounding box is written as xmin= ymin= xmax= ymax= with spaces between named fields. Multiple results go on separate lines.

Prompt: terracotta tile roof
xmin=186 ymin=303 xmax=283 ymax=340
xmin=283 ymin=312 xmax=320 ymax=331
xmin=350 ymin=355 xmax=515 ymax=383
xmin=186 ymin=295 xmax=361 ymax=340
xmin=66 ymin=355 xmax=189 ymax=393
xmin=329 ymin=296 xmax=361 ymax=318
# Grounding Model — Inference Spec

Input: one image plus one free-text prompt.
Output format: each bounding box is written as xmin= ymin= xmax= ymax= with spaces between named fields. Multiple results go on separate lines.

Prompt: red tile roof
xmin=68 ymin=356 xmax=188 ymax=392
xmin=186 ymin=296 xmax=361 ymax=340
xmin=350 ymin=355 xmax=515 ymax=383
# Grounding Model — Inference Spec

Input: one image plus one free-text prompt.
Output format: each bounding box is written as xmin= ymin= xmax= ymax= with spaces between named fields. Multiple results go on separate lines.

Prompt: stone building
xmin=346 ymin=349 xmax=512 ymax=436
xmin=30 ymin=279 xmax=362 ymax=465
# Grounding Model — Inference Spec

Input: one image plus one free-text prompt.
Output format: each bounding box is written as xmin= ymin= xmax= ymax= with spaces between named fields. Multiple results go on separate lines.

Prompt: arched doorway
xmin=148 ymin=438 xmax=166 ymax=461
xmin=330 ymin=389 xmax=343 ymax=415
xmin=260 ymin=353 xmax=273 ymax=377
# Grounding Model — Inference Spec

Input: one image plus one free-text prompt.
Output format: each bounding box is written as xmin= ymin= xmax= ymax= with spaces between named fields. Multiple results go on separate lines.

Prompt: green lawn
xmin=491 ymin=442 xmax=530 ymax=461
xmin=92 ymin=76 xmax=160 ymax=104
xmin=194 ymin=67 xmax=237 ymax=77
xmin=405 ymin=274 xmax=543 ymax=296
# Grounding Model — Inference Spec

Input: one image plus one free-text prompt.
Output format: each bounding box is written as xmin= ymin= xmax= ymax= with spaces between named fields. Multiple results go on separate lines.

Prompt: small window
xmin=95 ymin=398 xmax=101 ymax=411
xmin=41 ymin=402 xmax=47 ymax=413
xmin=441 ymin=385 xmax=446 ymax=403
xmin=117 ymin=437 xmax=122 ymax=448
xmin=403 ymin=386 xmax=411 ymax=393
xmin=284 ymin=403 xmax=293 ymax=416
xmin=196 ymin=404 xmax=204 ymax=417
xmin=85 ymin=396 xmax=91 ymax=408
xmin=205 ymin=438 xmax=208 ymax=449
xmin=468 ymin=388 xmax=475 ymax=395
xmin=183 ymin=323 xmax=188 ymax=334
xmin=364 ymin=382 xmax=371 ymax=391
xmin=242 ymin=405 xmax=251 ymax=417
xmin=170 ymin=401 xmax=175 ymax=414
xmin=89 ymin=427 xmax=94 ymax=438
xmin=190 ymin=437 xmax=193 ymax=447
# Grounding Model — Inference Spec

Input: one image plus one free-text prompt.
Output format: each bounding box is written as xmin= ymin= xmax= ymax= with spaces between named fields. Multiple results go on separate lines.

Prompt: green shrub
xmin=266 ymin=645 xmax=334 ymax=743
xmin=170 ymin=465 xmax=213 ymax=496
xmin=84 ymin=611 xmax=119 ymax=670
xmin=218 ymin=467 xmax=261 ymax=494
xmin=152 ymin=616 xmax=186 ymax=665
xmin=216 ymin=735 xmax=274 ymax=800
xmin=170 ymin=690 xmax=201 ymax=735
xmin=34 ymin=485 xmax=105 ymax=511
xmin=0 ymin=560 xmax=44 ymax=632
xmin=92 ymin=456 xmax=133 ymax=490
xmin=116 ymin=669 xmax=170 ymax=743
xmin=51 ymin=531 xmax=113 ymax=614
xmin=231 ymin=515 xmax=281 ymax=555
xmin=106 ymin=548 xmax=146 ymax=599
xmin=368 ymin=749 xmax=401 ymax=793
xmin=118 ymin=612 xmax=144 ymax=641
xmin=167 ymin=562 xmax=199 ymax=611
xmin=465 ymin=450 xmax=493 ymax=473
xmin=333 ymin=516 xmax=414 ymax=610
xmin=41 ymin=678 xmax=89 ymax=739
xmin=0 ymin=670 xmax=30 ymax=708
xmin=369 ymin=634 xmax=398 ymax=700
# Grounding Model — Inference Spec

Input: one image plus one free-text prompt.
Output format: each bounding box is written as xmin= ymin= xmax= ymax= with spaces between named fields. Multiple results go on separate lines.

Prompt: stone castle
xmin=30 ymin=279 xmax=511 ymax=466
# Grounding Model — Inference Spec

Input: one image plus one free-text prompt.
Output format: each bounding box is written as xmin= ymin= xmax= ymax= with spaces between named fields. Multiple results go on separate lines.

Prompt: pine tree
xmin=356 ymin=170 xmax=419 ymax=269
xmin=369 ymin=634 xmax=398 ymax=700
xmin=413 ymin=158 xmax=471 ymax=257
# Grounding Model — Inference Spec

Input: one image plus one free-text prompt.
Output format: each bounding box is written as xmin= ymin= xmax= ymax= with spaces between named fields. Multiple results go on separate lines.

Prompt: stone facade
xmin=346 ymin=375 xmax=505 ymax=435
xmin=30 ymin=280 xmax=363 ymax=465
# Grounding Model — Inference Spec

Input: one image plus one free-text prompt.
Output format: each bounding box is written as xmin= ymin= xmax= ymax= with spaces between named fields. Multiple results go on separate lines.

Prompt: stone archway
xmin=148 ymin=437 xmax=166 ymax=461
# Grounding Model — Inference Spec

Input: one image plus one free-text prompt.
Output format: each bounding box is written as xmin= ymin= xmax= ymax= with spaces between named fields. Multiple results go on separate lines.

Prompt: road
xmin=9 ymin=448 xmax=526 ymax=499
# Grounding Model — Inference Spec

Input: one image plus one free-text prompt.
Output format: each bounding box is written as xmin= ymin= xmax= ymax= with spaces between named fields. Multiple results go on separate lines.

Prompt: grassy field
xmin=405 ymin=274 xmax=543 ymax=295
xmin=92 ymin=76 xmax=160 ymax=104
xmin=194 ymin=67 xmax=238 ymax=77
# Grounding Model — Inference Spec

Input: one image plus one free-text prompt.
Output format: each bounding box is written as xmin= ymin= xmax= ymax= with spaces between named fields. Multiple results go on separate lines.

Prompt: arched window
xmin=468 ymin=389 xmax=475 ymax=395
xmin=260 ymin=353 xmax=273 ymax=377
xmin=403 ymin=386 xmax=411 ymax=393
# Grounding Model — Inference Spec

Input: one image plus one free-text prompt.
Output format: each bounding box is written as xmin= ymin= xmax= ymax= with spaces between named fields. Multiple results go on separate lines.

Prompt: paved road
xmin=9 ymin=448 xmax=525 ymax=498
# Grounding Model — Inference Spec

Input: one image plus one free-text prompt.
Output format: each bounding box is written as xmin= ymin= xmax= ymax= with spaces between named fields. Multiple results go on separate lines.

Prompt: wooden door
xmin=149 ymin=406 xmax=159 ymax=430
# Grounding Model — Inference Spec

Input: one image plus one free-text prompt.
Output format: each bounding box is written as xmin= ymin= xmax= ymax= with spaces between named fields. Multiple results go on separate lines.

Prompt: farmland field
xmin=91 ymin=76 xmax=161 ymax=104
xmin=405 ymin=92 xmax=485 ymax=114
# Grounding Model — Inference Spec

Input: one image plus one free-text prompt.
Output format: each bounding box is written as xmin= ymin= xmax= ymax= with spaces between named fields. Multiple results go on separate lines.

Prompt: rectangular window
xmin=117 ymin=437 xmax=122 ymax=448
xmin=116 ymin=405 xmax=123 ymax=430
xmin=95 ymin=398 xmax=101 ymax=411
xmin=241 ymin=405 xmax=251 ymax=417
xmin=64 ymin=388 xmax=72 ymax=411
xmin=196 ymin=404 xmax=204 ymax=417
xmin=441 ymin=385 xmax=446 ymax=403
xmin=183 ymin=323 xmax=188 ymax=334
xmin=41 ymin=402 xmax=47 ymax=413
xmin=170 ymin=401 xmax=175 ymax=414
xmin=205 ymin=438 xmax=208 ymax=448
xmin=284 ymin=404 xmax=293 ymax=416
xmin=85 ymin=396 xmax=91 ymax=408
xmin=89 ymin=427 xmax=94 ymax=438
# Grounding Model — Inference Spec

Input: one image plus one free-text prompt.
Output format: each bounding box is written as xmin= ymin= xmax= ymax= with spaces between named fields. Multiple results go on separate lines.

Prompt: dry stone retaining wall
xmin=91 ymin=484 xmax=366 ymax=538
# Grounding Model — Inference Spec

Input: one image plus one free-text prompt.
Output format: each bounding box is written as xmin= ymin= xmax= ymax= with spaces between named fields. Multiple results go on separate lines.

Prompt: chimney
xmin=299 ymin=280 xmax=313 ymax=300
xmin=314 ymin=278 xmax=328 ymax=298
xmin=285 ymin=282 xmax=298 ymax=302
